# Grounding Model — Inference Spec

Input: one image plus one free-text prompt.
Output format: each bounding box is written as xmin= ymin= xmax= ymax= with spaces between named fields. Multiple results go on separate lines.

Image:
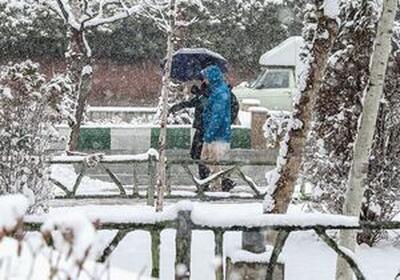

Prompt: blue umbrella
xmin=163 ymin=48 xmax=228 ymax=82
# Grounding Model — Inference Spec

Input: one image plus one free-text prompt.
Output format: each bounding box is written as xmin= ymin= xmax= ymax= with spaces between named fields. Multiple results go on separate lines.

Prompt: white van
xmin=233 ymin=36 xmax=304 ymax=111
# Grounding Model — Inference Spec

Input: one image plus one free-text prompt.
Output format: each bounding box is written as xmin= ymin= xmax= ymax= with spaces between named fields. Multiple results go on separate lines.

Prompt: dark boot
xmin=222 ymin=178 xmax=236 ymax=192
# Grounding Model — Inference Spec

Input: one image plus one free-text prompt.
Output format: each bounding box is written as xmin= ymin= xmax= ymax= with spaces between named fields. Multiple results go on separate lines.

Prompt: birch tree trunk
xmin=155 ymin=0 xmax=177 ymax=212
xmin=359 ymin=21 xmax=400 ymax=246
xmin=336 ymin=0 xmax=398 ymax=279
xmin=265 ymin=0 xmax=339 ymax=214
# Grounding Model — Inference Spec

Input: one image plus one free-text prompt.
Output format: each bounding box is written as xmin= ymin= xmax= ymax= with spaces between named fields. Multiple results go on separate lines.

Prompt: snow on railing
xmin=20 ymin=200 xmax=400 ymax=280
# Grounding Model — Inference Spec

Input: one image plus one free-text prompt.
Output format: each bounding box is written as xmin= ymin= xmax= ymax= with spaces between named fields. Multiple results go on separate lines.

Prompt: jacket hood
xmin=202 ymin=65 xmax=224 ymax=85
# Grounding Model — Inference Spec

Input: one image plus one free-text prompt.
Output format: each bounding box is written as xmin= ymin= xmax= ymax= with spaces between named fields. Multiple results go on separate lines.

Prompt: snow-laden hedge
xmin=0 ymin=61 xmax=72 ymax=213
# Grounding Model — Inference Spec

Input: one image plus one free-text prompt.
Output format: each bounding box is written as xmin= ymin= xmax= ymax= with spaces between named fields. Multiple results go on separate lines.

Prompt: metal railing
xmin=49 ymin=151 xmax=275 ymax=202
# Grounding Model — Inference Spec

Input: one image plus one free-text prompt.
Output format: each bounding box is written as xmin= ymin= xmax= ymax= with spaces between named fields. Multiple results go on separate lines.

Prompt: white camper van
xmin=233 ymin=36 xmax=304 ymax=111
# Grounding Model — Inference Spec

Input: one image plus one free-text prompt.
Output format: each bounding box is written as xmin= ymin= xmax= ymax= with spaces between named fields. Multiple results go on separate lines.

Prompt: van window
xmin=249 ymin=69 xmax=267 ymax=88
xmin=259 ymin=71 xmax=290 ymax=89
xmin=249 ymin=69 xmax=291 ymax=89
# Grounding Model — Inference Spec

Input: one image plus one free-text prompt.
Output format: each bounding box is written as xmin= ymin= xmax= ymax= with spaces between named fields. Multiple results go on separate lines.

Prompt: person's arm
xmin=169 ymin=97 xmax=197 ymax=114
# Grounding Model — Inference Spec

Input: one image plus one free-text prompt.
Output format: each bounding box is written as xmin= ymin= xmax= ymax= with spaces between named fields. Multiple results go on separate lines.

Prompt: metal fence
xmin=25 ymin=207 xmax=400 ymax=280
xmin=49 ymin=151 xmax=275 ymax=202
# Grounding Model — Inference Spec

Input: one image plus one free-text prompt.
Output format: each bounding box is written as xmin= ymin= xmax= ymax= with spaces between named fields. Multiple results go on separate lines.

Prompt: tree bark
xmin=67 ymin=60 xmax=93 ymax=151
xmin=156 ymin=0 xmax=177 ymax=212
xmin=336 ymin=1 xmax=398 ymax=279
xmin=266 ymin=1 xmax=339 ymax=214
xmin=65 ymin=27 xmax=93 ymax=151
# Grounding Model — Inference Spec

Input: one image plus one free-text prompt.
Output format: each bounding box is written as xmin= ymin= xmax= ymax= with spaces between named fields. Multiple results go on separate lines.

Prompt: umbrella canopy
xmin=163 ymin=48 xmax=228 ymax=82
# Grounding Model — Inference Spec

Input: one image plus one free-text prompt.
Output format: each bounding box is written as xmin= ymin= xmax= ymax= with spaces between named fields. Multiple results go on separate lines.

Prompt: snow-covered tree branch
xmin=36 ymin=0 xmax=149 ymax=151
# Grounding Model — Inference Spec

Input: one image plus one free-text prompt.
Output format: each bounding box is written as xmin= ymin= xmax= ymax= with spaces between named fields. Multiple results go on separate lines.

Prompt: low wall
xmin=53 ymin=124 xmax=252 ymax=153
xmin=87 ymin=106 xmax=157 ymax=124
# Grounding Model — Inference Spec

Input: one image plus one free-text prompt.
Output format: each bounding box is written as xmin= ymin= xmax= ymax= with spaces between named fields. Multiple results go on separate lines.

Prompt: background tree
xmin=0 ymin=0 xmax=295 ymax=106
xmin=39 ymin=0 xmax=148 ymax=151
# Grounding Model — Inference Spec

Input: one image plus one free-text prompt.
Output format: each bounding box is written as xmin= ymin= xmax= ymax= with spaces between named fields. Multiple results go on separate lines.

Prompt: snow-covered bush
xmin=263 ymin=111 xmax=291 ymax=148
xmin=0 ymin=195 xmax=113 ymax=279
xmin=0 ymin=61 xmax=71 ymax=213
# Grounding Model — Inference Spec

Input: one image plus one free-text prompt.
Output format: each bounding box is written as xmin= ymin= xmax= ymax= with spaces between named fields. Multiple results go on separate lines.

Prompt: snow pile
xmin=0 ymin=194 xmax=29 ymax=230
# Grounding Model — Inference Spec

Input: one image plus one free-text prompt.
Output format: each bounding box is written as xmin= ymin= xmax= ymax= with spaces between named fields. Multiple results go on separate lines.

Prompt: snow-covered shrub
xmin=0 ymin=61 xmax=71 ymax=213
xmin=263 ymin=111 xmax=291 ymax=148
xmin=0 ymin=194 xmax=112 ymax=279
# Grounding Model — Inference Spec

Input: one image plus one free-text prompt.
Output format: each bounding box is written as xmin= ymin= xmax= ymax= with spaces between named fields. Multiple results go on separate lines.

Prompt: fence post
xmin=242 ymin=230 xmax=265 ymax=254
xmin=132 ymin=162 xmax=139 ymax=197
xmin=166 ymin=162 xmax=172 ymax=195
xmin=249 ymin=106 xmax=269 ymax=150
xmin=225 ymin=229 xmax=268 ymax=279
xmin=214 ymin=230 xmax=224 ymax=280
xmin=147 ymin=154 xmax=157 ymax=206
xmin=151 ymin=229 xmax=161 ymax=278
xmin=175 ymin=209 xmax=192 ymax=280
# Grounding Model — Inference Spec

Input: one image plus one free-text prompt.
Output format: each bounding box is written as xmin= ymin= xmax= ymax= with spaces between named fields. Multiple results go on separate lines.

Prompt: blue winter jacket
xmin=202 ymin=65 xmax=231 ymax=143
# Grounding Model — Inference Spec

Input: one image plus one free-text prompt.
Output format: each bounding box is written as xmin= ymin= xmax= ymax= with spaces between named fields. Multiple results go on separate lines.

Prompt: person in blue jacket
xmin=200 ymin=65 xmax=231 ymax=191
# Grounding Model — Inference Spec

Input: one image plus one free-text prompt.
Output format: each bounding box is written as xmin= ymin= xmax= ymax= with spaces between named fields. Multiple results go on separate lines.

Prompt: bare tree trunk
xmin=156 ymin=0 xmax=177 ymax=212
xmin=68 ymin=62 xmax=93 ymax=151
xmin=336 ymin=0 xmax=398 ymax=279
xmin=66 ymin=28 xmax=93 ymax=151
xmin=266 ymin=0 xmax=339 ymax=214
